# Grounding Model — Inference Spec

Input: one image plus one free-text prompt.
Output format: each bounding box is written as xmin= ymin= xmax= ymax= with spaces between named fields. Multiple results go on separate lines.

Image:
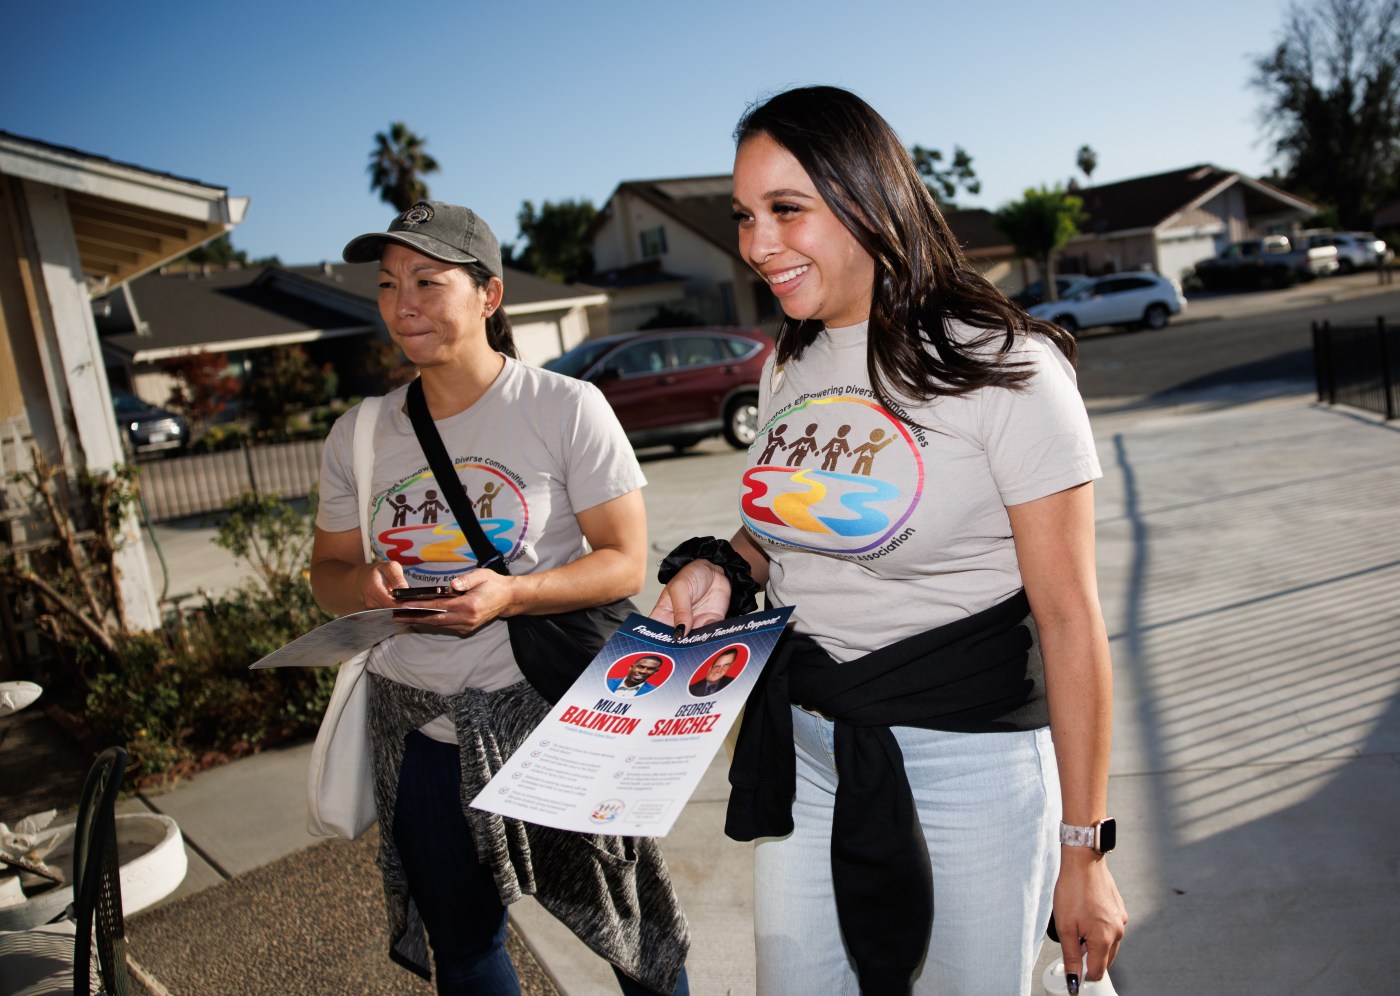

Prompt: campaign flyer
xmin=248 ymin=607 xmax=445 ymax=669
xmin=469 ymin=606 xmax=793 ymax=836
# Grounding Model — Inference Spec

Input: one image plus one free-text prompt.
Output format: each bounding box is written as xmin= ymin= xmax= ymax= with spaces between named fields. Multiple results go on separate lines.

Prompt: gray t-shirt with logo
xmin=743 ymin=321 xmax=1100 ymax=663
xmin=318 ymin=357 xmax=645 ymax=739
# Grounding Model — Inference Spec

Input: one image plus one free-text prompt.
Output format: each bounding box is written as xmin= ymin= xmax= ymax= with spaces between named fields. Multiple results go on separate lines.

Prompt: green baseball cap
xmin=342 ymin=201 xmax=502 ymax=278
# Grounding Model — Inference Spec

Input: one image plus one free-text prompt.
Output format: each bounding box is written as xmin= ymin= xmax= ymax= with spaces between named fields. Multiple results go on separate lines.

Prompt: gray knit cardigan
xmin=366 ymin=673 xmax=690 ymax=994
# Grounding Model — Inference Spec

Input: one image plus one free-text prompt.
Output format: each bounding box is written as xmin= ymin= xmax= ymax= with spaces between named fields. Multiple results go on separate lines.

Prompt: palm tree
xmin=367 ymin=122 xmax=441 ymax=212
xmin=1076 ymin=144 xmax=1098 ymax=184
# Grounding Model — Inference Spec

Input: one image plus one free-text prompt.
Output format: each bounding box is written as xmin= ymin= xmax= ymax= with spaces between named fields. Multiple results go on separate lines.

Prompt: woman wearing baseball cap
xmin=311 ymin=202 xmax=690 ymax=995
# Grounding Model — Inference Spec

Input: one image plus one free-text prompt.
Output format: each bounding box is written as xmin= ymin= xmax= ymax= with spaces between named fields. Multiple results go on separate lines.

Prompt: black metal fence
xmin=135 ymin=438 xmax=324 ymax=522
xmin=1312 ymin=318 xmax=1399 ymax=420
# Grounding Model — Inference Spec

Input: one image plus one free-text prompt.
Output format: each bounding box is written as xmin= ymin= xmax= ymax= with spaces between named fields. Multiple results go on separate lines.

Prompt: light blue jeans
xmin=753 ymin=706 xmax=1060 ymax=995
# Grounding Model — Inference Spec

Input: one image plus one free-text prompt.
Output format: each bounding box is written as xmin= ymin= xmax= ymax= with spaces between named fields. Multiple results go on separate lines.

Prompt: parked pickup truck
xmin=1193 ymin=235 xmax=1340 ymax=290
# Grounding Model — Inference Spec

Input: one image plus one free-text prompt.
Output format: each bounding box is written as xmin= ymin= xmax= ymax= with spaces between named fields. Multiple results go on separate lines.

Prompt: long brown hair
xmin=735 ymin=86 xmax=1076 ymax=416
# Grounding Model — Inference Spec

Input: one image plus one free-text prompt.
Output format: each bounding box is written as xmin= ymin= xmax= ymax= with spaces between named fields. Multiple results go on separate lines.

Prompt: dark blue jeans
xmin=394 ymin=731 xmax=688 ymax=996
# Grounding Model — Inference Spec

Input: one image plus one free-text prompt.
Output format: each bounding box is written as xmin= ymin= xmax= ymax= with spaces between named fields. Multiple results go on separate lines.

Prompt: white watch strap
xmin=1059 ymin=821 xmax=1097 ymax=848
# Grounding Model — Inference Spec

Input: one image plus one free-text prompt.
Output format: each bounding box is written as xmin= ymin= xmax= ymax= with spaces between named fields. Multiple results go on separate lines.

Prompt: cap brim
xmin=341 ymin=231 xmax=481 ymax=266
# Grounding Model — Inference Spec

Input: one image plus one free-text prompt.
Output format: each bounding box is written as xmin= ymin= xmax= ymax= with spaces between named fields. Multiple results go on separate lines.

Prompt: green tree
xmin=242 ymin=345 xmax=326 ymax=438
xmin=180 ymin=234 xmax=245 ymax=267
xmin=368 ymin=121 xmax=441 ymax=212
xmin=1077 ymin=145 xmax=1098 ymax=183
xmin=513 ymin=199 xmax=598 ymax=280
xmin=910 ymin=145 xmax=981 ymax=207
xmin=994 ymin=186 xmax=1087 ymax=303
xmin=1252 ymin=0 xmax=1400 ymax=229
xmin=175 ymin=234 xmax=279 ymax=269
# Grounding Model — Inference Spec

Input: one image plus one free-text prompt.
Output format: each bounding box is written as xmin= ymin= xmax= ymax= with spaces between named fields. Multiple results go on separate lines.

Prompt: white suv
xmin=1305 ymin=231 xmax=1391 ymax=272
xmin=1025 ymin=272 xmax=1186 ymax=334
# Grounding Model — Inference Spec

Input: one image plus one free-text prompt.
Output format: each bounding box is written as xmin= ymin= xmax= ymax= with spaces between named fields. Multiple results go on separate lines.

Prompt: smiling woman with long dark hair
xmin=653 ymin=86 xmax=1127 ymax=995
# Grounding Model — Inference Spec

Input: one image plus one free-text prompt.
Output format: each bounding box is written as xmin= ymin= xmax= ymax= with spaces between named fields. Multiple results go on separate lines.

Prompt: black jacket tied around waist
xmin=726 ymin=589 xmax=1047 ymax=994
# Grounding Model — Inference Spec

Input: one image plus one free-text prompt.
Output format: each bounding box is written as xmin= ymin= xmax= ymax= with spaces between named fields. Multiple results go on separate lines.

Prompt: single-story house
xmin=98 ymin=264 xmax=377 ymax=402
xmin=1 ymin=130 xmax=248 ymax=634
xmin=99 ymin=259 xmax=609 ymax=405
xmin=1063 ymin=164 xmax=1322 ymax=283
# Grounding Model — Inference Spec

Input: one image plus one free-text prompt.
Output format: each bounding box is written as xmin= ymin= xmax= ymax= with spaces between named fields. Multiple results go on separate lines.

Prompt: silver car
xmin=1025 ymin=272 xmax=1187 ymax=334
xmin=1305 ymin=231 xmax=1392 ymax=273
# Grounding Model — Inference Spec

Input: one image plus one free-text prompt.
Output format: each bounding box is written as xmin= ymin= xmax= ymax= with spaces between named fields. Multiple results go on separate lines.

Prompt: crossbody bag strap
xmin=352 ymin=396 xmax=383 ymax=563
xmin=405 ymin=377 xmax=508 ymax=575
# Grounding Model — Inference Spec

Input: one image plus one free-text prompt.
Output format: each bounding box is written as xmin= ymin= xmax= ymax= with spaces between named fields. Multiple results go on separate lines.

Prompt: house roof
xmin=942 ymin=208 xmax=1012 ymax=253
xmin=1073 ymin=164 xmax=1319 ymax=235
xmin=101 ymin=267 xmax=373 ymax=363
xmin=579 ymin=259 xmax=691 ymax=290
xmin=0 ymin=130 xmax=248 ymax=291
xmin=591 ymin=176 xmax=737 ymax=257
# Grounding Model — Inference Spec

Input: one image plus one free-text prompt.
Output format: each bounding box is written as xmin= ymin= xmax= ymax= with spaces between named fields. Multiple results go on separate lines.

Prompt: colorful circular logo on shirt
xmin=371 ymin=462 xmax=528 ymax=581
xmin=741 ymin=395 xmax=923 ymax=554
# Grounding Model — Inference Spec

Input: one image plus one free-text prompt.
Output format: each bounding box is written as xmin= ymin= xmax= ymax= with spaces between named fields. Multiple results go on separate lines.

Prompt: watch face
xmin=1098 ymin=818 xmax=1117 ymax=853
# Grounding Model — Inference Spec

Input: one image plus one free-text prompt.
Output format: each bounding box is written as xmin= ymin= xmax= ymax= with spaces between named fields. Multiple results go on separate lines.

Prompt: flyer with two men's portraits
xmin=469 ymin=606 xmax=792 ymax=836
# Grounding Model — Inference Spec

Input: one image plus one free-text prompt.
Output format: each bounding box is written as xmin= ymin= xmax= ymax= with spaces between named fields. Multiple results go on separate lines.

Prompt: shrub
xmin=192 ymin=424 xmax=251 ymax=453
xmin=215 ymin=488 xmax=318 ymax=595
xmin=5 ymin=457 xmax=338 ymax=786
xmin=80 ymin=580 xmax=335 ymax=783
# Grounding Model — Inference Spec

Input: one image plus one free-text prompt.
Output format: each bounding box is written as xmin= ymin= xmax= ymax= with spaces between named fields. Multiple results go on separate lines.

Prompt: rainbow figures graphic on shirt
xmin=741 ymin=395 xmax=922 ymax=556
xmin=370 ymin=462 xmax=528 ymax=583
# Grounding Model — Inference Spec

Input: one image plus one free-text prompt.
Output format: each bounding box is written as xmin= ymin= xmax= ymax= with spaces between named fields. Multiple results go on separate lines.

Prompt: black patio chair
xmin=0 ymin=746 xmax=129 ymax=994
xmin=71 ymin=745 xmax=129 ymax=996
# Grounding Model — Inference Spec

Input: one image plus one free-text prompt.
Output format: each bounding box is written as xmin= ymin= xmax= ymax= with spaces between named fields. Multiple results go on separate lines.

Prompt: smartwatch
xmin=1059 ymin=818 xmax=1116 ymax=855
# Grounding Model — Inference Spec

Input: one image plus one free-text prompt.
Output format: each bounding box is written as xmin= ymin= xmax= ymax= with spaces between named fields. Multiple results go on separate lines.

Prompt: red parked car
xmin=543 ymin=327 xmax=774 ymax=451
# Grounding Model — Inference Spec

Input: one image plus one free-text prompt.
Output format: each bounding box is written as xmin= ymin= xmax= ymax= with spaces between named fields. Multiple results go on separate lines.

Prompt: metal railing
xmin=1312 ymin=317 xmax=1399 ymax=420
xmin=135 ymin=438 xmax=324 ymax=522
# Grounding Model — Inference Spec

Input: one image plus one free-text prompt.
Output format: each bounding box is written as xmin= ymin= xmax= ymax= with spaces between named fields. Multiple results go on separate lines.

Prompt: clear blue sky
xmin=2 ymin=0 xmax=1296 ymax=267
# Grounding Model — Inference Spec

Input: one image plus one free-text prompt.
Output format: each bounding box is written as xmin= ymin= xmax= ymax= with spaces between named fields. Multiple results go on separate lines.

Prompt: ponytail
xmin=485 ymin=310 xmax=517 ymax=359
xmin=463 ymin=261 xmax=518 ymax=359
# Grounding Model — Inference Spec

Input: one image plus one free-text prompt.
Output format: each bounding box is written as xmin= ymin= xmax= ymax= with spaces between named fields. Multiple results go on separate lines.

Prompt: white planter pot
xmin=0 ymin=813 xmax=186 ymax=930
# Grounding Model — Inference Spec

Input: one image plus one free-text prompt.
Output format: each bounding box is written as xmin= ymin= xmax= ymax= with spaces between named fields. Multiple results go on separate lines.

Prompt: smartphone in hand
xmin=390 ymin=585 xmax=456 ymax=601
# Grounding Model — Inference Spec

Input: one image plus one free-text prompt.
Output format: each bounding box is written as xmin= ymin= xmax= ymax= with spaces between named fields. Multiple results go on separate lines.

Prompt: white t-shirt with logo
xmin=318 ymin=357 xmax=645 ymax=739
xmin=742 ymin=321 xmax=1100 ymax=664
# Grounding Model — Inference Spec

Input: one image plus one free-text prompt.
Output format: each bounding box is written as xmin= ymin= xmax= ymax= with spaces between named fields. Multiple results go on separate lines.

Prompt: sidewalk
xmin=1178 ymin=268 xmax=1398 ymax=326
xmin=5 ymin=372 xmax=1399 ymax=991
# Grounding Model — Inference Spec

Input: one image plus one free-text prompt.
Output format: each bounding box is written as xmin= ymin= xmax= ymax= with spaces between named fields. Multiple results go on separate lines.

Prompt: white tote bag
xmin=306 ymin=397 xmax=382 ymax=840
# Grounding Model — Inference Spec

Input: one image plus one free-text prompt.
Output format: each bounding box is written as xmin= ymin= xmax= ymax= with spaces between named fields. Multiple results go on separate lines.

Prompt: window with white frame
xmin=639 ymin=225 xmax=668 ymax=259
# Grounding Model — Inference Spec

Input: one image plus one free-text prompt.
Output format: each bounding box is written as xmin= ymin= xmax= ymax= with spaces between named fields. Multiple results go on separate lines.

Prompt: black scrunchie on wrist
xmin=657 ymin=536 xmax=761 ymax=619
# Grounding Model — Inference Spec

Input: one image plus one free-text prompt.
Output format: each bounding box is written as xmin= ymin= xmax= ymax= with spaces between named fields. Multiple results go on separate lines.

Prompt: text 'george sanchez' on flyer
xmin=470 ymin=605 xmax=794 ymax=837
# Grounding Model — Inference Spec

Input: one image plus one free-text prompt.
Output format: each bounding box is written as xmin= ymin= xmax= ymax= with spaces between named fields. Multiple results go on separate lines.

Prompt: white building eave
xmin=0 ymin=136 xmax=237 ymax=222
xmin=0 ymin=135 xmax=249 ymax=292
xmin=507 ymin=292 xmax=610 ymax=316
xmin=126 ymin=324 xmax=378 ymax=364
